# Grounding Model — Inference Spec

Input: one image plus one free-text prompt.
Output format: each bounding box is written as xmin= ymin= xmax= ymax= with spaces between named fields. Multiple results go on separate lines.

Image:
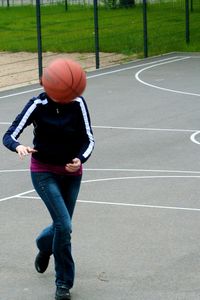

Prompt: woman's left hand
xmin=65 ymin=158 xmax=81 ymax=173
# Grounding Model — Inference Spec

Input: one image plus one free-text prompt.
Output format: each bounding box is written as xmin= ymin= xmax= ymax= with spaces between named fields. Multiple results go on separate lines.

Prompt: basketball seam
xmin=67 ymin=62 xmax=84 ymax=97
xmin=74 ymin=70 xmax=84 ymax=93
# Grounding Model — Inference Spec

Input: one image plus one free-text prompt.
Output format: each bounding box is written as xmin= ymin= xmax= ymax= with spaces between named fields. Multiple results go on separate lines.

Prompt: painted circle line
xmin=190 ymin=131 xmax=200 ymax=145
xmin=135 ymin=56 xmax=200 ymax=97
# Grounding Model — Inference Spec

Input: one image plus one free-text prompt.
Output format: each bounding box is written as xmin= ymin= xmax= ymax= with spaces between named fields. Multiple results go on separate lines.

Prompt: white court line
xmin=1 ymin=167 xmax=200 ymax=174
xmin=135 ymin=56 xmax=200 ymax=97
xmin=85 ymin=168 xmax=200 ymax=174
xmin=188 ymin=56 xmax=200 ymax=58
xmin=86 ymin=56 xmax=179 ymax=79
xmin=14 ymin=195 xmax=200 ymax=213
xmin=0 ymin=87 xmax=43 ymax=99
xmin=93 ymin=125 xmax=197 ymax=133
xmin=77 ymin=200 xmax=200 ymax=213
xmin=0 ymin=169 xmax=29 ymax=173
xmin=82 ymin=175 xmax=200 ymax=184
xmin=0 ymin=56 xmax=181 ymax=99
xmin=0 ymin=189 xmax=34 ymax=202
xmin=1 ymin=123 xmax=198 ymax=133
xmin=190 ymin=131 xmax=200 ymax=145
xmin=93 ymin=125 xmax=200 ymax=146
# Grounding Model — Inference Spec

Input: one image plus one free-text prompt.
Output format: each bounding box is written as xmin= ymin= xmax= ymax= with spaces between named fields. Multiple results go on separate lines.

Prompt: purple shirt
xmin=30 ymin=156 xmax=82 ymax=176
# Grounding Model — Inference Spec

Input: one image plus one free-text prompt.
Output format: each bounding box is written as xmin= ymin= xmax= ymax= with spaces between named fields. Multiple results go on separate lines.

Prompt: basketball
xmin=41 ymin=58 xmax=87 ymax=103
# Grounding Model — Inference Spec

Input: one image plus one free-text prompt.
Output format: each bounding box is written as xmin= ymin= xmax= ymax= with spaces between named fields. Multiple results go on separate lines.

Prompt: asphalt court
xmin=1 ymin=53 xmax=200 ymax=300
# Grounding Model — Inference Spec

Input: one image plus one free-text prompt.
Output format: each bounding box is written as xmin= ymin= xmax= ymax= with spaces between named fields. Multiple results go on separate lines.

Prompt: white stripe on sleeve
xmin=11 ymin=98 xmax=47 ymax=141
xmin=76 ymin=97 xmax=94 ymax=159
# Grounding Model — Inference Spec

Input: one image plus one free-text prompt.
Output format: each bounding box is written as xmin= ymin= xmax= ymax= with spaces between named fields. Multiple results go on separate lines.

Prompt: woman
xmin=3 ymin=90 xmax=94 ymax=300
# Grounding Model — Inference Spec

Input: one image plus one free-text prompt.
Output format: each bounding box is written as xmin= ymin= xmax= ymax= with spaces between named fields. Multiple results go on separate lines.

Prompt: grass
xmin=0 ymin=2 xmax=199 ymax=57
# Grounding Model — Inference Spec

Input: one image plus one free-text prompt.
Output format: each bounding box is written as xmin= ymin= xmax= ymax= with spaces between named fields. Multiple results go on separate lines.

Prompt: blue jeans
xmin=31 ymin=172 xmax=82 ymax=289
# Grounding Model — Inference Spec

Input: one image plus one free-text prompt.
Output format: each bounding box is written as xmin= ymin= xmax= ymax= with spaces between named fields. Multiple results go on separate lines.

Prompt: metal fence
xmin=0 ymin=0 xmax=199 ymax=90
xmin=0 ymin=0 xmax=91 ymax=6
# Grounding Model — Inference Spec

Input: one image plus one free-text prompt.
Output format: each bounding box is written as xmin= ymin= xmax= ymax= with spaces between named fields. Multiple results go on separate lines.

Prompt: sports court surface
xmin=1 ymin=52 xmax=200 ymax=300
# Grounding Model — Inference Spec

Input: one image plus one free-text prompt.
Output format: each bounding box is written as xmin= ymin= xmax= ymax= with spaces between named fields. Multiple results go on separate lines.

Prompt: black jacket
xmin=3 ymin=93 xmax=94 ymax=165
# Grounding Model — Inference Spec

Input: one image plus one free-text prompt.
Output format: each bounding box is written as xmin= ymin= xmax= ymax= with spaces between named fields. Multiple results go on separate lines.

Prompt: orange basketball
xmin=41 ymin=58 xmax=87 ymax=103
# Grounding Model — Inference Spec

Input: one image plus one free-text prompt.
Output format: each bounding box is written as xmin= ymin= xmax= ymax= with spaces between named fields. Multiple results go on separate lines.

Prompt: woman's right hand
xmin=16 ymin=145 xmax=37 ymax=159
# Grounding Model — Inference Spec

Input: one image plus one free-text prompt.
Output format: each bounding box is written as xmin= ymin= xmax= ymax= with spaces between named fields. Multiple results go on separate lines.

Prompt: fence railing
xmin=0 ymin=0 xmax=92 ymax=6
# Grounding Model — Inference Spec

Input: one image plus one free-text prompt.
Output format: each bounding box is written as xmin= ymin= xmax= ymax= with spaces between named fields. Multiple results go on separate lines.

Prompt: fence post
xmin=36 ymin=0 xmax=43 ymax=79
xmin=190 ymin=0 xmax=193 ymax=12
xmin=65 ymin=0 xmax=68 ymax=11
xmin=143 ymin=0 xmax=148 ymax=57
xmin=93 ymin=0 xmax=100 ymax=69
xmin=185 ymin=0 xmax=190 ymax=43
